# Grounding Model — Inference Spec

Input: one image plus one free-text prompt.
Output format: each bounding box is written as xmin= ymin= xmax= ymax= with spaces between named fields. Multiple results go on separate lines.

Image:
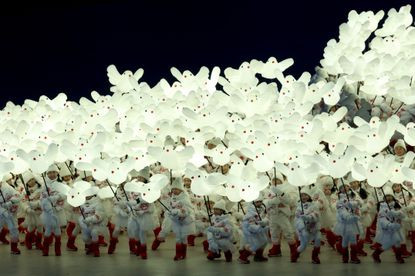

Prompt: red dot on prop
xmin=242 ymin=189 xmax=245 ymax=192
xmin=370 ymin=170 xmax=373 ymax=173
xmin=111 ymin=171 xmax=114 ymax=174
xmin=395 ymin=169 xmax=398 ymax=172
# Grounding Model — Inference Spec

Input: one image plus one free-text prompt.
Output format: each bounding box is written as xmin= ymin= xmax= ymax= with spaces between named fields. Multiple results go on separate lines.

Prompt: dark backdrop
xmin=0 ymin=0 xmax=411 ymax=106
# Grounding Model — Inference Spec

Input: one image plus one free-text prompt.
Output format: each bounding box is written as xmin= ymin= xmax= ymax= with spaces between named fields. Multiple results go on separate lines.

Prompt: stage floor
xmin=0 ymin=234 xmax=413 ymax=276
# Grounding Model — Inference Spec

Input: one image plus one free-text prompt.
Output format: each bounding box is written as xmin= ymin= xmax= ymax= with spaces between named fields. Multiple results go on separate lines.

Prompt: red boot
xmin=18 ymin=218 xmax=26 ymax=233
xmin=326 ymin=230 xmax=337 ymax=249
xmin=135 ymin=241 xmax=141 ymax=256
xmin=394 ymin=246 xmax=405 ymax=264
xmin=55 ymin=236 xmax=62 ymax=256
xmin=289 ymin=242 xmax=299 ymax=263
xmin=107 ymin=237 xmax=118 ymax=254
xmin=342 ymin=247 xmax=349 ymax=263
xmin=350 ymin=244 xmax=361 ymax=264
xmin=364 ymin=227 xmax=373 ymax=244
xmin=187 ymin=235 xmax=196 ymax=246
xmin=66 ymin=222 xmax=76 ymax=238
xmin=140 ymin=244 xmax=147 ymax=260
xmin=357 ymin=240 xmax=367 ymax=256
xmin=207 ymin=250 xmax=221 ymax=260
xmin=182 ymin=243 xmax=187 ymax=259
xmin=107 ymin=222 xmax=115 ymax=239
xmin=151 ymin=238 xmax=162 ymax=251
xmin=42 ymin=235 xmax=53 ymax=256
xmin=268 ymin=244 xmax=282 ymax=257
xmin=173 ymin=243 xmax=183 ymax=261
xmin=372 ymin=247 xmax=383 ymax=263
xmin=0 ymin=228 xmax=9 ymax=244
xmin=35 ymin=232 xmax=43 ymax=250
xmin=10 ymin=242 xmax=20 ymax=255
xmin=92 ymin=242 xmax=100 ymax=257
xmin=400 ymin=244 xmax=412 ymax=258
xmin=66 ymin=236 xmax=78 ymax=251
xmin=312 ymin=247 xmax=320 ymax=264
xmin=202 ymin=239 xmax=209 ymax=252
xmin=335 ymin=240 xmax=343 ymax=254
xmin=224 ymin=250 xmax=232 ymax=262
xmin=254 ymin=248 xmax=268 ymax=262
xmin=25 ymin=231 xmax=34 ymax=250
xmin=98 ymin=235 xmax=107 ymax=247
xmin=238 ymin=249 xmax=251 ymax=264
xmin=411 ymin=231 xmax=415 ymax=253
xmin=129 ymin=238 xmax=137 ymax=255
xmin=153 ymin=226 xmax=161 ymax=237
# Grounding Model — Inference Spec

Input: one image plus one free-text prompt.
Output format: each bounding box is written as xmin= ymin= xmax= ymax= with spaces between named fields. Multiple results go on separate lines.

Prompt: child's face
xmin=183 ymin=178 xmax=191 ymax=188
xmin=47 ymin=171 xmax=58 ymax=181
xmin=392 ymin=184 xmax=402 ymax=193
xmin=323 ymin=186 xmax=332 ymax=196
xmin=62 ymin=175 xmax=72 ymax=182
xmin=385 ymin=194 xmax=394 ymax=203
xmin=350 ymin=181 xmax=359 ymax=190
xmin=272 ymin=178 xmax=282 ymax=186
xmin=254 ymin=200 xmax=262 ymax=207
xmin=395 ymin=147 xmax=406 ymax=157
xmin=85 ymin=176 xmax=93 ymax=182
xmin=340 ymin=185 xmax=350 ymax=193
xmin=136 ymin=176 xmax=147 ymax=183
xmin=221 ymin=164 xmax=230 ymax=174
xmin=301 ymin=193 xmax=310 ymax=203
xmin=27 ymin=179 xmax=37 ymax=188
xmin=213 ymin=208 xmax=223 ymax=216
xmin=171 ymin=188 xmax=182 ymax=196
xmin=207 ymin=143 xmax=216 ymax=150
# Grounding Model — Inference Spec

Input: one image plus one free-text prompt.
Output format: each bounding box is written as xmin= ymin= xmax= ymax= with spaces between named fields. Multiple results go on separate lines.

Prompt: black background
xmin=0 ymin=0 xmax=411 ymax=106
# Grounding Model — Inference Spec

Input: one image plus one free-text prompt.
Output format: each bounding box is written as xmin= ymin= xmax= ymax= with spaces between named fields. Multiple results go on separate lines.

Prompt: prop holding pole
xmin=18 ymin=174 xmax=31 ymax=201
xmin=157 ymin=199 xmax=171 ymax=213
xmin=298 ymin=187 xmax=304 ymax=214
xmin=238 ymin=202 xmax=245 ymax=215
xmin=252 ymin=201 xmax=262 ymax=221
xmin=106 ymin=180 xmax=120 ymax=201
xmin=41 ymin=173 xmax=55 ymax=208
xmin=203 ymin=196 xmax=213 ymax=225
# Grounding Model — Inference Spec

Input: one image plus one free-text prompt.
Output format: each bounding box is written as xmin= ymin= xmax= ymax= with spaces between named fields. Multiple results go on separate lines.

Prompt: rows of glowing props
xmin=0 ymin=5 xmax=414 ymax=205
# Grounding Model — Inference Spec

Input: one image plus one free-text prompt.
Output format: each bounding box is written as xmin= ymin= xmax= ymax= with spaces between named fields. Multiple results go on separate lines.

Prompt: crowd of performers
xmin=0 ymin=138 xmax=415 ymax=265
